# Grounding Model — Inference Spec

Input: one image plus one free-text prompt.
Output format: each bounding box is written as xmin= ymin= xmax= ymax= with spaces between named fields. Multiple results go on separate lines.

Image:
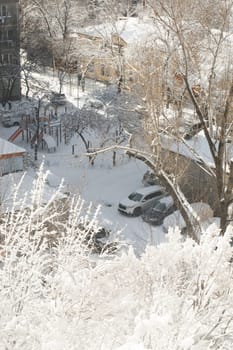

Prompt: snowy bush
xmin=0 ymin=168 xmax=233 ymax=349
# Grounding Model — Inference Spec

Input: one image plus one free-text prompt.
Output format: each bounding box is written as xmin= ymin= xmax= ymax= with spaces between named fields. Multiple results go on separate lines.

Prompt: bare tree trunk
xmin=126 ymin=149 xmax=200 ymax=243
xmin=113 ymin=151 xmax=116 ymax=166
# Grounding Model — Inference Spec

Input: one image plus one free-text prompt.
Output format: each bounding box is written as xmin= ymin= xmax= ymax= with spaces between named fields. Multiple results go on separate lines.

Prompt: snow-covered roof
xmin=0 ymin=138 xmax=26 ymax=156
xmin=75 ymin=17 xmax=157 ymax=45
xmin=160 ymin=131 xmax=233 ymax=168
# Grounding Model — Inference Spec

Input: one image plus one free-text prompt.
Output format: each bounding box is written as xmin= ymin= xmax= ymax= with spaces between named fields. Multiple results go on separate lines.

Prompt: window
xmin=128 ymin=71 xmax=134 ymax=82
xmin=100 ymin=64 xmax=105 ymax=76
xmin=105 ymin=66 xmax=110 ymax=77
xmin=0 ymin=53 xmax=12 ymax=64
xmin=144 ymin=194 xmax=152 ymax=201
xmin=152 ymin=203 xmax=166 ymax=213
xmin=12 ymin=56 xmax=18 ymax=65
xmin=7 ymin=30 xmax=13 ymax=40
xmin=0 ymin=5 xmax=7 ymax=17
xmin=2 ymin=30 xmax=8 ymax=41
xmin=144 ymin=191 xmax=163 ymax=201
xmin=88 ymin=62 xmax=94 ymax=73
xmin=154 ymin=191 xmax=162 ymax=197
xmin=115 ymin=65 xmax=120 ymax=76
xmin=128 ymin=192 xmax=143 ymax=201
xmin=0 ymin=29 xmax=13 ymax=43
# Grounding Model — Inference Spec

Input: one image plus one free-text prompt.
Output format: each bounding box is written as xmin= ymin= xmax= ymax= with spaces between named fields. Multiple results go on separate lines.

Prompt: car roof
xmin=159 ymin=196 xmax=174 ymax=206
xmin=133 ymin=185 xmax=165 ymax=196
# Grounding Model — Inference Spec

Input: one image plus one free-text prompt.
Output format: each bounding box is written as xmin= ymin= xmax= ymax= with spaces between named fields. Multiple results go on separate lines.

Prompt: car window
xmin=167 ymin=205 xmax=175 ymax=214
xmin=144 ymin=191 xmax=162 ymax=201
xmin=144 ymin=193 xmax=153 ymax=201
xmin=128 ymin=192 xmax=143 ymax=201
xmin=152 ymin=202 xmax=166 ymax=212
xmin=155 ymin=191 xmax=163 ymax=196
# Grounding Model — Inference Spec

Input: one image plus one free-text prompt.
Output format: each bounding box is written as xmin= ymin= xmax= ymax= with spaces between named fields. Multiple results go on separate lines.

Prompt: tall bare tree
xmin=125 ymin=0 xmax=233 ymax=236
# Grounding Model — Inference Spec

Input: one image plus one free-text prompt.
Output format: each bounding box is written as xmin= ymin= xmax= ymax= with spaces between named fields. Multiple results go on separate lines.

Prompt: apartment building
xmin=0 ymin=0 xmax=21 ymax=103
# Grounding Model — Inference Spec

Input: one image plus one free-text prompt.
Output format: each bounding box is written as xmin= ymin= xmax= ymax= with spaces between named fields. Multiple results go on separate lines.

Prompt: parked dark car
xmin=142 ymin=196 xmax=176 ymax=225
xmin=50 ymin=92 xmax=66 ymax=106
xmin=142 ymin=170 xmax=160 ymax=186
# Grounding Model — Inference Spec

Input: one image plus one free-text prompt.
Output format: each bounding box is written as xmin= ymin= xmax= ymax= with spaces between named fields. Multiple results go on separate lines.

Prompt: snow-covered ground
xmin=0 ymin=137 xmax=166 ymax=254
xmin=0 ymin=71 xmax=166 ymax=255
xmin=1 ymin=19 xmax=233 ymax=350
xmin=44 ymin=146 xmax=166 ymax=254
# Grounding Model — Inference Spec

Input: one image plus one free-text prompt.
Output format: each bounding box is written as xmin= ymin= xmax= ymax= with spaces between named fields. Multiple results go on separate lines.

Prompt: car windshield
xmin=152 ymin=202 xmax=166 ymax=213
xmin=128 ymin=192 xmax=143 ymax=201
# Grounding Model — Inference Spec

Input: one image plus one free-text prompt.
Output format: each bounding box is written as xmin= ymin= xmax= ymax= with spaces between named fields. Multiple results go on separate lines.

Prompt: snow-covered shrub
xmin=0 ymin=167 xmax=233 ymax=349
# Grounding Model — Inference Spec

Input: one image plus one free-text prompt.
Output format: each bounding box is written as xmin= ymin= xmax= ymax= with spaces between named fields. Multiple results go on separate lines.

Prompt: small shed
xmin=0 ymin=138 xmax=26 ymax=175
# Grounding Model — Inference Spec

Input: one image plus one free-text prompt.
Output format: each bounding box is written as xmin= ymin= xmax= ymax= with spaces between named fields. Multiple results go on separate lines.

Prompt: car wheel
xmin=13 ymin=122 xmax=19 ymax=126
xmin=133 ymin=207 xmax=142 ymax=216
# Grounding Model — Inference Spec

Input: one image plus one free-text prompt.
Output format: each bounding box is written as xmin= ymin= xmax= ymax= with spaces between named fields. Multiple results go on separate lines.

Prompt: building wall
xmin=0 ymin=0 xmax=21 ymax=103
xmin=160 ymin=148 xmax=219 ymax=213
xmin=0 ymin=154 xmax=24 ymax=175
xmin=84 ymin=56 xmax=137 ymax=90
xmin=69 ymin=33 xmax=136 ymax=88
xmin=83 ymin=57 xmax=118 ymax=83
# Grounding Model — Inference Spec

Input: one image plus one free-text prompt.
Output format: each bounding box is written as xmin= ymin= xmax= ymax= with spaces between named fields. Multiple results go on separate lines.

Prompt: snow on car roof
xmin=133 ymin=185 xmax=165 ymax=195
xmin=159 ymin=196 xmax=174 ymax=206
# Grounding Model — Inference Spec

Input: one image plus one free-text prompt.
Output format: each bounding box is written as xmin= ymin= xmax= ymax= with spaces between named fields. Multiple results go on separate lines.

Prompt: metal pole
xmin=34 ymin=141 xmax=38 ymax=161
xmin=34 ymin=99 xmax=40 ymax=160
xmin=77 ymin=74 xmax=79 ymax=108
